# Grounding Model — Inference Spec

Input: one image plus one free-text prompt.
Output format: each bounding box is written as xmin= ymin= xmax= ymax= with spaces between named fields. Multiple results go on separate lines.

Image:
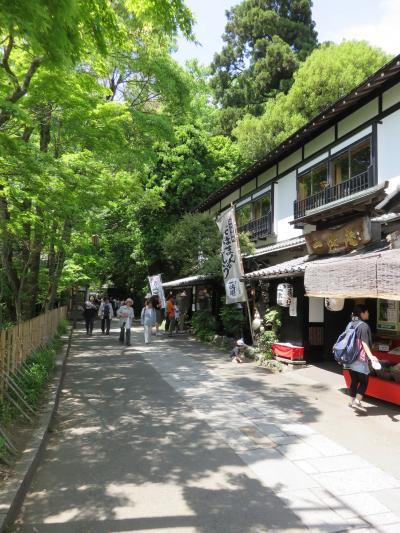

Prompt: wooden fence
xmin=0 ymin=306 xmax=67 ymax=393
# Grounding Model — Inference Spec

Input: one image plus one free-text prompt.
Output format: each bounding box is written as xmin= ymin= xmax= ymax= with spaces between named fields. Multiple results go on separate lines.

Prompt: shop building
xmin=196 ymin=55 xmax=400 ymax=403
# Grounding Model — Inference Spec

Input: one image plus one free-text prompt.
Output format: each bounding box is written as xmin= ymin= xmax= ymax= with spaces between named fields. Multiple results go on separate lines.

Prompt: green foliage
xmin=258 ymin=330 xmax=278 ymax=361
xmin=0 ymin=330 xmax=64 ymax=440
xmin=257 ymin=306 xmax=282 ymax=361
xmin=264 ymin=307 xmax=282 ymax=331
xmin=219 ymin=303 xmax=244 ymax=337
xmin=191 ymin=310 xmax=218 ymax=342
xmin=210 ymin=0 xmax=317 ymax=133
xmin=162 ymin=212 xmax=222 ymax=277
xmin=0 ymin=1 xmax=196 ymax=318
xmin=234 ymin=41 xmax=390 ymax=160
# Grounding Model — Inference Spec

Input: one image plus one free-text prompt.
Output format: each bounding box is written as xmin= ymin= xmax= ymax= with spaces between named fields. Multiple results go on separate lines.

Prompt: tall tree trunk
xmin=45 ymin=222 xmax=72 ymax=311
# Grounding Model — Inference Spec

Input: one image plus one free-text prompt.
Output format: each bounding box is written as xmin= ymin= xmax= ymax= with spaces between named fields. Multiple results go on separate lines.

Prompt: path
xmin=12 ymin=324 xmax=400 ymax=532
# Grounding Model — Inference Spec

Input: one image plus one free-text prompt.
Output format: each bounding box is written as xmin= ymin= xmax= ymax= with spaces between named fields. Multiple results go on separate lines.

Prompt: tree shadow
xmin=12 ymin=328 xmax=393 ymax=533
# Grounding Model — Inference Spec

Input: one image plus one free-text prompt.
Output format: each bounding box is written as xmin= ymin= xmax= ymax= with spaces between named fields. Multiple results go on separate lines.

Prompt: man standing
xmin=166 ymin=294 xmax=176 ymax=337
xmin=99 ymin=297 xmax=114 ymax=335
xmin=117 ymin=298 xmax=134 ymax=346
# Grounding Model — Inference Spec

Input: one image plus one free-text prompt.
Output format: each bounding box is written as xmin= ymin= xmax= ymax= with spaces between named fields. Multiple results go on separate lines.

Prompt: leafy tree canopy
xmin=210 ymin=0 xmax=317 ymax=134
xmin=162 ymin=212 xmax=255 ymax=278
xmin=233 ymin=41 xmax=390 ymax=161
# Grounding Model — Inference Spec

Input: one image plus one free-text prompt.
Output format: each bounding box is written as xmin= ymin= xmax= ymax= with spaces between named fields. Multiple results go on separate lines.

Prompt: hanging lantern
xmin=91 ymin=234 xmax=100 ymax=247
xmin=277 ymin=283 xmax=293 ymax=307
xmin=252 ymin=317 xmax=262 ymax=331
xmin=325 ymin=298 xmax=345 ymax=312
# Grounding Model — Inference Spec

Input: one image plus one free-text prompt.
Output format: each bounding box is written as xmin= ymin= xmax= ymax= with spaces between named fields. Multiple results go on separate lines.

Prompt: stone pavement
xmin=12 ymin=324 xmax=400 ymax=533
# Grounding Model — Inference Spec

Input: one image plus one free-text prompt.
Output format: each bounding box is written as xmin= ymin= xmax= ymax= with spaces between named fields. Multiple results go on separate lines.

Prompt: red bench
xmin=343 ymin=350 xmax=400 ymax=406
xmin=272 ymin=343 xmax=304 ymax=361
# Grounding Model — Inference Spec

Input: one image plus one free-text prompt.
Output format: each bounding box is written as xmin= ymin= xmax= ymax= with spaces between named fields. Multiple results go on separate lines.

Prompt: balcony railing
xmin=294 ymin=166 xmax=374 ymax=220
xmin=238 ymin=211 xmax=272 ymax=241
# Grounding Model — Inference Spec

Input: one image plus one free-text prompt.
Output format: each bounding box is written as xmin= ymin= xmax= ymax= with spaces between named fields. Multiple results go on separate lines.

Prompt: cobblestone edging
xmin=0 ymin=327 xmax=73 ymax=532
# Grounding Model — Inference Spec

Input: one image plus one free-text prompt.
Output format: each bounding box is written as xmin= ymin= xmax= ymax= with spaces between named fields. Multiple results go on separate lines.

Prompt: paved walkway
xmin=12 ymin=324 xmax=400 ymax=533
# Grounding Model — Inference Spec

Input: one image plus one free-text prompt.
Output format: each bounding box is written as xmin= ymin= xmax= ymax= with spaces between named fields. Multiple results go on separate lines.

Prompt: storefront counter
xmin=343 ymin=366 xmax=400 ymax=406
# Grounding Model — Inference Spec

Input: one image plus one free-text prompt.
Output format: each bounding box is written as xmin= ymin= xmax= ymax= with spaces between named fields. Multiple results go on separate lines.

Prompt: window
xmin=236 ymin=203 xmax=251 ymax=226
xmin=236 ymin=191 xmax=271 ymax=227
xmin=332 ymin=138 xmax=371 ymax=185
xmin=297 ymin=138 xmax=371 ymax=200
xmin=350 ymin=139 xmax=370 ymax=176
xmin=297 ymin=163 xmax=328 ymax=201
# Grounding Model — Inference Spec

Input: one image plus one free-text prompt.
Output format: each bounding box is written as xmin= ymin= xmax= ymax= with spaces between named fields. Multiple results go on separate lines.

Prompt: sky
xmin=173 ymin=0 xmax=400 ymax=66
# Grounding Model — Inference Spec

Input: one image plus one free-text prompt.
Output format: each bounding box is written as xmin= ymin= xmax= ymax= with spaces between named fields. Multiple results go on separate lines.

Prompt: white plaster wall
xmin=274 ymin=171 xmax=303 ymax=241
xmin=377 ymin=109 xmax=400 ymax=191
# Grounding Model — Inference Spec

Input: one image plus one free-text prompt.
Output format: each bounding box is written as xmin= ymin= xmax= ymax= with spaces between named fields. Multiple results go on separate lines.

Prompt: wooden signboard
xmin=305 ymin=216 xmax=371 ymax=256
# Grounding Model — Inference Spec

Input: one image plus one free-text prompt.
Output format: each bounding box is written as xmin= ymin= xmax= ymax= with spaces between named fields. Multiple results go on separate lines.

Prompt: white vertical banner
xmin=148 ymin=274 xmax=166 ymax=309
xmin=216 ymin=206 xmax=247 ymax=304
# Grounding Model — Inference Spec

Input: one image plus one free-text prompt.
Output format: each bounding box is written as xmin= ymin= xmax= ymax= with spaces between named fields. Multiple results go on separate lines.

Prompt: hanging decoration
xmin=325 ymin=297 xmax=345 ymax=312
xmin=277 ymin=283 xmax=293 ymax=307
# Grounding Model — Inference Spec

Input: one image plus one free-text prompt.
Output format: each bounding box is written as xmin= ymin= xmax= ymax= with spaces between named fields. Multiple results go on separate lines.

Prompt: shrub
xmin=191 ymin=310 xmax=218 ymax=342
xmin=257 ymin=306 xmax=282 ymax=363
xmin=219 ymin=302 xmax=244 ymax=337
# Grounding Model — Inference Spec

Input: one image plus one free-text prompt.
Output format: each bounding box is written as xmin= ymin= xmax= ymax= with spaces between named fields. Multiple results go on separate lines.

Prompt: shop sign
xmin=148 ymin=274 xmax=166 ymax=309
xmin=377 ymin=298 xmax=400 ymax=331
xmin=305 ymin=216 xmax=371 ymax=256
xmin=216 ymin=206 xmax=247 ymax=304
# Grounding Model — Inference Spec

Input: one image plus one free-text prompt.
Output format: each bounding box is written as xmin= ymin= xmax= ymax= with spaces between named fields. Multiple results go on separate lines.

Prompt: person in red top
xmin=166 ymin=294 xmax=176 ymax=337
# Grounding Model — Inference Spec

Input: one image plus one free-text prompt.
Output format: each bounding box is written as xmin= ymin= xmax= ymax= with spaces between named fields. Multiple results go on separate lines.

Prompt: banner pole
xmin=234 ymin=218 xmax=255 ymax=345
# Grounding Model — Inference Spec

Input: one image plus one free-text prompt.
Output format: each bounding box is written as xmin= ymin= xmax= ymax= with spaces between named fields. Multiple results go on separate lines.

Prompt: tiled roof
xmin=243 ymin=255 xmax=310 ymax=280
xmin=244 ymin=236 xmax=306 ymax=259
xmin=162 ymin=274 xmax=216 ymax=288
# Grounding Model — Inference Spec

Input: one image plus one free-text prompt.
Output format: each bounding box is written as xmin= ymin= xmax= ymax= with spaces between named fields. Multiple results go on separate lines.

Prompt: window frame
xmin=297 ymin=135 xmax=372 ymax=200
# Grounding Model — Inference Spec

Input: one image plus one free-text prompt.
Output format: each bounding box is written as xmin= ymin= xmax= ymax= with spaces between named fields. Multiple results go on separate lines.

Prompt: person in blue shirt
xmin=347 ymin=305 xmax=380 ymax=412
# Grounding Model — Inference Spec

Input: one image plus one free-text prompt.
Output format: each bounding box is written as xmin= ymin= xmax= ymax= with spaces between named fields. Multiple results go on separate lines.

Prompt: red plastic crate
xmin=272 ymin=343 xmax=304 ymax=360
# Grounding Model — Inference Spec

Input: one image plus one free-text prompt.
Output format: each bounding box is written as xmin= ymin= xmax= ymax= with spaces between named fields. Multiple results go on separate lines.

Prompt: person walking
xmin=166 ymin=294 xmax=176 ymax=337
xmin=346 ymin=305 xmax=380 ymax=413
xmin=117 ymin=298 xmax=134 ymax=346
xmin=141 ymin=300 xmax=156 ymax=344
xmin=99 ymin=297 xmax=114 ymax=335
xmin=83 ymin=296 xmax=97 ymax=335
xmin=151 ymin=295 xmax=164 ymax=336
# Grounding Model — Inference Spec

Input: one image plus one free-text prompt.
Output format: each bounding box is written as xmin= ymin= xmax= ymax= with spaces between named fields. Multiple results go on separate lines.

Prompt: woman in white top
xmin=141 ymin=300 xmax=156 ymax=344
xmin=117 ymin=298 xmax=134 ymax=346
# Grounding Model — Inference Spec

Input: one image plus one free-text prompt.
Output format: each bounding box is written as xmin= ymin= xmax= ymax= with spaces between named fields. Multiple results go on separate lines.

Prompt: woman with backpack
xmin=346 ymin=305 xmax=380 ymax=413
xmin=99 ymin=297 xmax=114 ymax=335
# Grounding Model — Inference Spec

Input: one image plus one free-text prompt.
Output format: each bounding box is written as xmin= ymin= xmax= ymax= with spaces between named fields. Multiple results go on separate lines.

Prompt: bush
xmin=257 ymin=306 xmax=282 ymax=363
xmin=257 ymin=330 xmax=278 ymax=361
xmin=219 ymin=302 xmax=244 ymax=337
xmin=191 ymin=310 xmax=218 ymax=342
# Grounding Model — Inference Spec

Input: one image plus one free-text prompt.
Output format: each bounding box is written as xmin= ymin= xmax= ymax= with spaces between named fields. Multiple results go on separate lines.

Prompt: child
xmin=230 ymin=339 xmax=246 ymax=363
xmin=141 ymin=300 xmax=156 ymax=344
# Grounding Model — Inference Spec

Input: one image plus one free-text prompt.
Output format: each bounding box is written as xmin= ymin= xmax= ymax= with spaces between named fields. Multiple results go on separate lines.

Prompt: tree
xmin=162 ymin=212 xmax=255 ymax=279
xmin=210 ymin=0 xmax=318 ymax=134
xmin=233 ymin=41 xmax=390 ymax=161
xmin=0 ymin=0 xmax=195 ymax=322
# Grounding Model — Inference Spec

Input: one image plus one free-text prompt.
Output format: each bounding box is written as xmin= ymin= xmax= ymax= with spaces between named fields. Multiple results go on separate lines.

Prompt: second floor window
xmin=298 ymin=163 xmax=328 ymax=201
xmin=332 ymin=139 xmax=371 ymax=185
xmin=297 ymin=137 xmax=371 ymax=201
xmin=236 ymin=192 xmax=271 ymax=227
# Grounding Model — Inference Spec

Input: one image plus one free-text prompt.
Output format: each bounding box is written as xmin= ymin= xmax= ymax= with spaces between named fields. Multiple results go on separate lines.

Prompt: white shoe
xmin=353 ymin=401 xmax=367 ymax=413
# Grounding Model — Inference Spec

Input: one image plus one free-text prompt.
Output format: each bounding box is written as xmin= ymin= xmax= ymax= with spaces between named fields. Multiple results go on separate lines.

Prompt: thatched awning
xmin=305 ymin=247 xmax=400 ymax=300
